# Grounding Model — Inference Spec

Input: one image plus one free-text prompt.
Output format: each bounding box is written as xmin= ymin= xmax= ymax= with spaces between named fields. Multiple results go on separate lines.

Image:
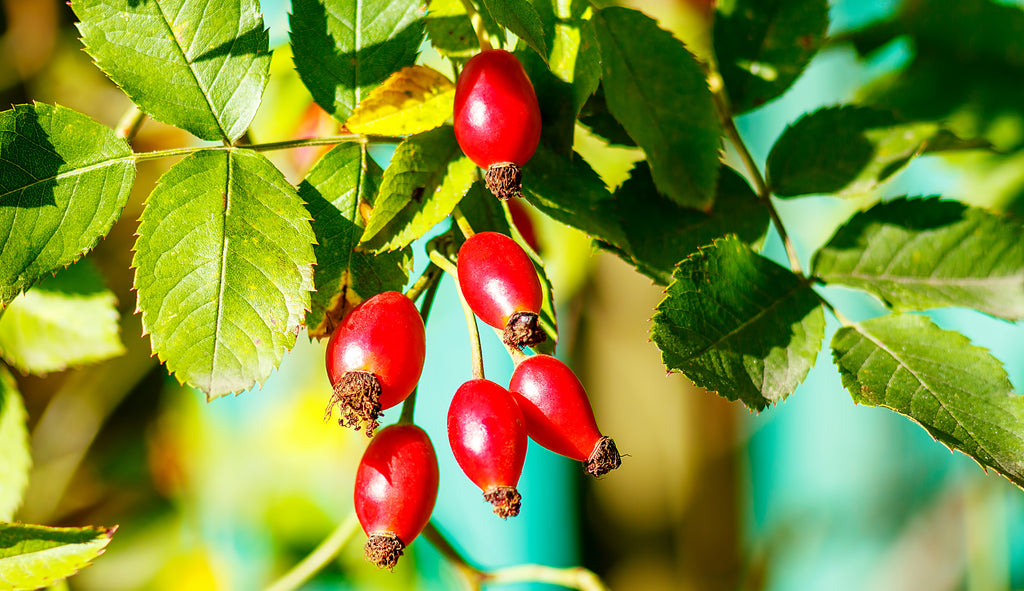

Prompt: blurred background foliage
xmin=3 ymin=0 xmax=1024 ymax=590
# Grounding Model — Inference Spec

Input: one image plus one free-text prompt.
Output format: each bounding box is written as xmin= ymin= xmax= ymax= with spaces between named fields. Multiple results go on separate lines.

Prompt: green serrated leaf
xmin=424 ymin=0 xmax=504 ymax=58
xmin=650 ymin=236 xmax=825 ymax=410
xmin=360 ymin=126 xmax=476 ymax=252
xmin=482 ymin=0 xmax=547 ymax=58
xmin=832 ymin=313 xmax=1024 ymax=488
xmin=345 ymin=65 xmax=455 ymax=136
xmin=458 ymin=180 xmax=511 ymax=236
xmin=73 ymin=0 xmax=270 ymax=143
xmin=608 ymin=163 xmax=769 ymax=284
xmin=291 ymin=0 xmax=425 ymax=122
xmin=520 ymin=144 xmax=624 ymax=246
xmin=813 ymin=197 xmax=1024 ymax=320
xmin=300 ymin=144 xmax=411 ymax=339
xmin=0 ymin=259 xmax=124 ymax=374
xmin=133 ymin=149 xmax=315 ymax=399
xmin=0 ymin=103 xmax=135 ymax=308
xmin=591 ymin=7 xmax=722 ymax=209
xmin=578 ymin=84 xmax=636 ymax=147
xmin=0 ymin=369 xmax=29 ymax=522
xmin=714 ymin=0 xmax=829 ymax=113
xmin=0 ymin=523 xmax=115 ymax=589
xmin=766 ymin=106 xmax=987 ymax=197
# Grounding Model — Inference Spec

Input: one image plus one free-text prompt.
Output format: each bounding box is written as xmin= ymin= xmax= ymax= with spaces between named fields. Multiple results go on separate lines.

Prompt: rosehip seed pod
xmin=457 ymin=231 xmax=545 ymax=349
xmin=509 ymin=355 xmax=621 ymax=476
xmin=354 ymin=423 xmax=439 ymax=570
xmin=448 ymin=379 xmax=528 ymax=518
xmin=324 ymin=291 xmax=425 ymax=436
xmin=454 ymin=49 xmax=542 ymax=201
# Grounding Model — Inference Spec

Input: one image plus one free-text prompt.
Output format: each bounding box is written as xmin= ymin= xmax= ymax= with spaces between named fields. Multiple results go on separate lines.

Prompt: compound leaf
xmin=651 ymin=236 xmax=825 ymax=410
xmin=346 ymin=66 xmax=455 ymax=136
xmin=767 ymin=106 xmax=988 ymax=197
xmin=291 ymin=0 xmax=425 ymax=122
xmin=813 ymin=197 xmax=1024 ymax=320
xmin=592 ymin=7 xmax=721 ymax=209
xmin=360 ymin=126 xmax=476 ymax=252
xmin=0 ymin=369 xmax=29 ymax=522
xmin=833 ymin=313 xmax=1024 ymax=488
xmin=714 ymin=0 xmax=829 ymax=113
xmin=0 ymin=259 xmax=124 ymax=374
xmin=0 ymin=523 xmax=115 ymax=590
xmin=73 ymin=0 xmax=270 ymax=143
xmin=300 ymin=143 xmax=411 ymax=339
xmin=133 ymin=149 xmax=315 ymax=399
xmin=0 ymin=103 xmax=134 ymax=308
xmin=608 ymin=163 xmax=770 ymax=285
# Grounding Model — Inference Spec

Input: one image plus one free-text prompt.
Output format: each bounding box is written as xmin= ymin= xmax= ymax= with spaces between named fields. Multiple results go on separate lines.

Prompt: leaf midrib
xmin=0 ymin=155 xmax=134 ymax=202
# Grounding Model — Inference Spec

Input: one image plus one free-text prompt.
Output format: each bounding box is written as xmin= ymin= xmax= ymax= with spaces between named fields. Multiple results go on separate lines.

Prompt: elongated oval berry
xmin=454 ymin=49 xmax=541 ymax=200
xmin=448 ymin=379 xmax=528 ymax=518
xmin=325 ymin=291 xmax=425 ymax=436
xmin=509 ymin=355 xmax=621 ymax=476
xmin=457 ymin=232 xmax=544 ymax=349
xmin=354 ymin=423 xmax=439 ymax=570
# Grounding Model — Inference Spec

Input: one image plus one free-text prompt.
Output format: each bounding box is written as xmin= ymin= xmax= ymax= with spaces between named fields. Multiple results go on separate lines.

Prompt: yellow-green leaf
xmin=346 ymin=66 xmax=455 ymax=136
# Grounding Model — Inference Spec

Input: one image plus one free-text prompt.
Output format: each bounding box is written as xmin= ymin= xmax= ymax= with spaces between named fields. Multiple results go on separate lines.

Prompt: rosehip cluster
xmin=321 ymin=49 xmax=619 ymax=571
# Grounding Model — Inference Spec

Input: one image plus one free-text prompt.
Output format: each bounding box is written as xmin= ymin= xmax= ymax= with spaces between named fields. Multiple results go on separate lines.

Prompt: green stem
xmin=263 ymin=512 xmax=360 ymax=591
xmin=422 ymin=522 xmax=610 ymax=591
xmin=115 ymin=104 xmax=146 ymax=142
xmin=458 ymin=0 xmax=493 ymax=51
xmin=429 ymin=249 xmax=485 ymax=380
xmin=405 ymin=262 xmax=443 ymax=303
xmin=710 ymin=73 xmax=803 ymax=276
xmin=451 ymin=205 xmax=476 ymax=239
xmin=132 ymin=134 xmax=399 ymax=163
xmin=399 ymin=278 xmax=442 ymax=424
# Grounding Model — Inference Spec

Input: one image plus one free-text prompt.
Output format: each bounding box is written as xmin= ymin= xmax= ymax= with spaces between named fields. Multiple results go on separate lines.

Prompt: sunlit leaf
xmin=360 ymin=126 xmax=476 ymax=252
xmin=73 ymin=0 xmax=270 ymax=142
xmin=833 ymin=313 xmax=1024 ymax=488
xmin=133 ymin=149 xmax=315 ymax=399
xmin=291 ymin=0 xmax=425 ymax=121
xmin=650 ymin=236 xmax=824 ymax=410
xmin=0 ymin=103 xmax=134 ymax=308
xmin=0 ymin=523 xmax=115 ymax=590
xmin=814 ymin=197 xmax=1024 ymax=320
xmin=0 ymin=260 xmax=124 ymax=374
xmin=346 ymin=66 xmax=455 ymax=136
xmin=424 ymin=0 xmax=503 ymax=58
xmin=0 ymin=369 xmax=29 ymax=522
xmin=591 ymin=7 xmax=721 ymax=209
xmin=300 ymin=144 xmax=411 ymax=339
xmin=481 ymin=0 xmax=547 ymax=58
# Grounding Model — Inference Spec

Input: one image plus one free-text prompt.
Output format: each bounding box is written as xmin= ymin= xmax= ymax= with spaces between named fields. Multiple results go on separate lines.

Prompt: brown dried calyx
xmin=365 ymin=532 xmax=405 ymax=570
xmin=483 ymin=486 xmax=522 ymax=519
xmin=584 ymin=436 xmax=621 ymax=477
xmin=484 ymin=162 xmax=522 ymax=200
xmin=503 ymin=311 xmax=546 ymax=350
xmin=323 ymin=370 xmax=383 ymax=437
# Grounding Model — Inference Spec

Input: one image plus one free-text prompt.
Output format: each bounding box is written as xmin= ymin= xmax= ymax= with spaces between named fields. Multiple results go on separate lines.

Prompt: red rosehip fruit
xmin=447 ymin=379 xmax=528 ymax=518
xmin=324 ymin=291 xmax=425 ymax=436
xmin=454 ymin=49 xmax=542 ymax=200
xmin=354 ymin=423 xmax=439 ymax=570
xmin=508 ymin=355 xmax=621 ymax=476
xmin=457 ymin=231 xmax=545 ymax=349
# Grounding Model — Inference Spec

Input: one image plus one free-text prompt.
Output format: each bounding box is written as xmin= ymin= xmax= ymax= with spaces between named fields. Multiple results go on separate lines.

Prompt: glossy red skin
xmin=508 ymin=355 xmax=602 ymax=461
xmin=325 ymin=291 xmax=425 ymax=410
xmin=447 ymin=379 xmax=528 ymax=493
xmin=454 ymin=49 xmax=541 ymax=169
xmin=457 ymin=232 xmax=542 ymax=330
xmin=354 ymin=424 xmax=439 ymax=545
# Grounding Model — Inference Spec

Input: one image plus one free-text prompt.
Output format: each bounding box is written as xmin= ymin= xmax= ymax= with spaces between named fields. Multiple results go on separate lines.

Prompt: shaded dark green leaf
xmin=424 ymin=0 xmax=504 ymax=58
xmin=291 ymin=0 xmax=425 ymax=121
xmin=300 ymin=144 xmax=411 ymax=339
xmin=714 ymin=0 xmax=829 ymax=113
xmin=833 ymin=313 xmax=1024 ymax=489
xmin=592 ymin=7 xmax=721 ymax=209
xmin=482 ymin=0 xmax=547 ymax=58
xmin=0 ymin=103 xmax=134 ymax=308
xmin=813 ymin=197 xmax=1024 ymax=320
xmin=133 ymin=149 xmax=315 ymax=399
xmin=73 ymin=0 xmax=270 ymax=142
xmin=650 ymin=236 xmax=824 ymax=410
xmin=360 ymin=126 xmax=476 ymax=252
